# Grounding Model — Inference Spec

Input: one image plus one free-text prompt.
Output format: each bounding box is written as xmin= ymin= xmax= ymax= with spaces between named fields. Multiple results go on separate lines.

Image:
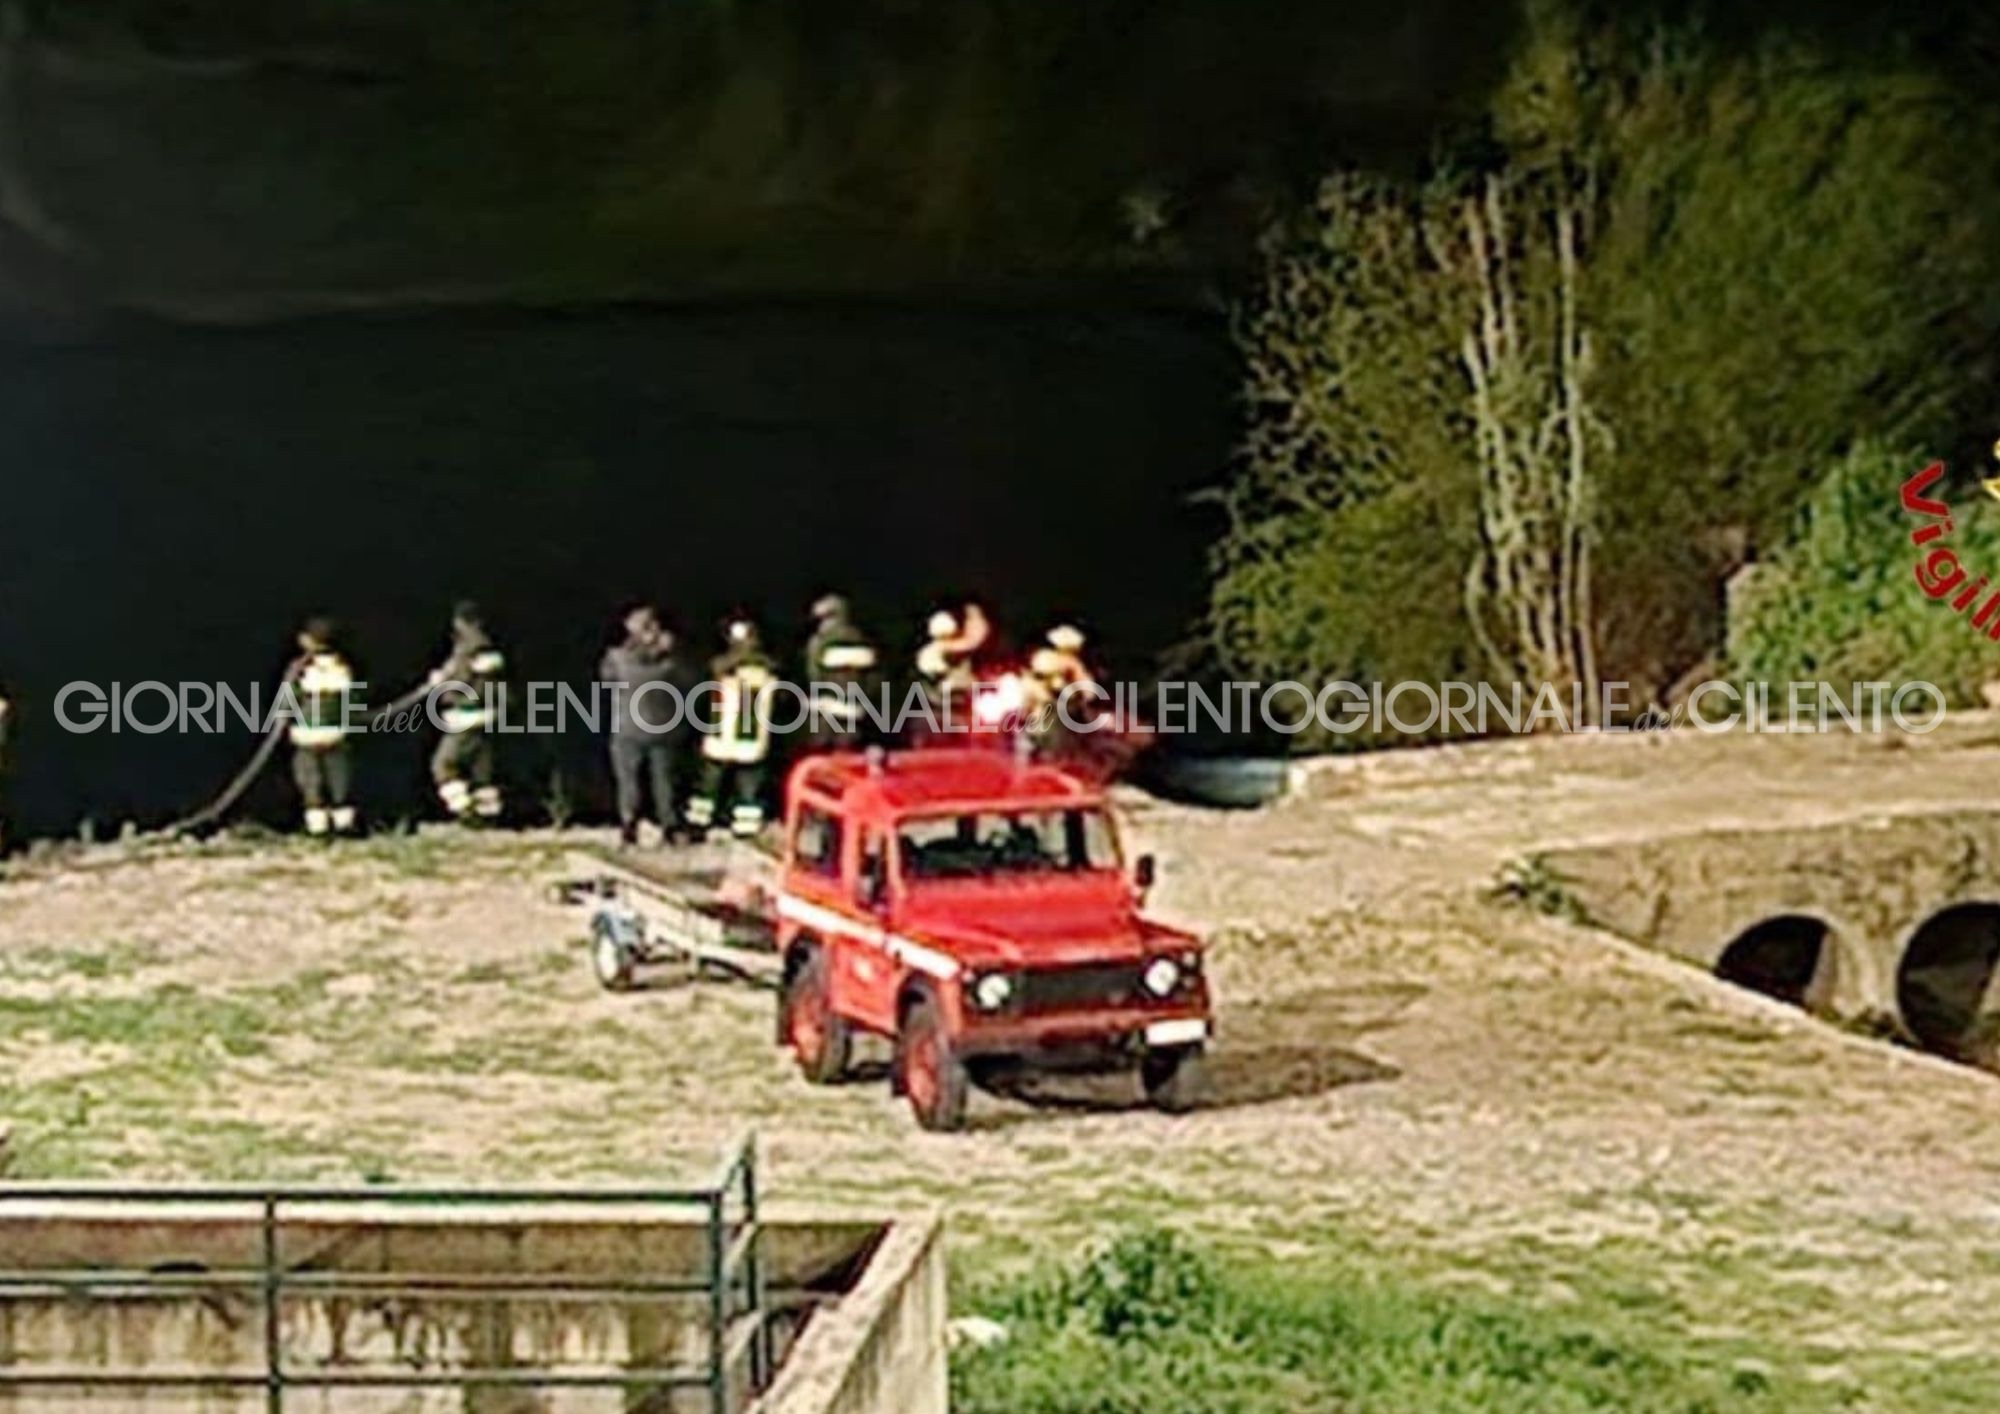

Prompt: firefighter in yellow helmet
xmin=287 ymin=617 xmax=358 ymax=837
xmin=687 ymin=617 xmax=778 ymax=839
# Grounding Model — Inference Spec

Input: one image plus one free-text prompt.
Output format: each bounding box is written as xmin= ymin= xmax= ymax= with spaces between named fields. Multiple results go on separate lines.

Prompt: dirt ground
xmin=5 ymin=721 xmax=2000 ymax=1391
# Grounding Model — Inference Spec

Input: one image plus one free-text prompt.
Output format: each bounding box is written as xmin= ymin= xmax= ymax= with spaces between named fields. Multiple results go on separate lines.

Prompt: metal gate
xmin=0 ymin=1135 xmax=771 ymax=1412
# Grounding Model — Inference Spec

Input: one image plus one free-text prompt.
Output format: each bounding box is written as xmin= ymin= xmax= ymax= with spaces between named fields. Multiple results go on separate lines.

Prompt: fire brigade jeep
xmin=774 ymin=748 xmax=1211 ymax=1131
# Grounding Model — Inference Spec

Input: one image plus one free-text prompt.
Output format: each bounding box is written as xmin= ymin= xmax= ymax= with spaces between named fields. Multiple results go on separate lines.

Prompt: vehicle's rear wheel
xmin=896 ymin=996 xmax=968 ymax=1132
xmin=1141 ymin=1045 xmax=1207 ymax=1114
xmin=591 ymin=915 xmax=635 ymax=993
xmin=782 ymin=947 xmax=851 ymax=1083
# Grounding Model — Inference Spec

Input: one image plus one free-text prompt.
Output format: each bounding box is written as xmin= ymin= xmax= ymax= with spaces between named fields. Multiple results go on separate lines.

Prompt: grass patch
xmin=952 ymin=1230 xmax=1924 ymax=1413
xmin=0 ymin=941 xmax=153 ymax=983
xmin=411 ymin=1034 xmax=616 ymax=1082
xmin=0 ymin=985 xmax=270 ymax=1059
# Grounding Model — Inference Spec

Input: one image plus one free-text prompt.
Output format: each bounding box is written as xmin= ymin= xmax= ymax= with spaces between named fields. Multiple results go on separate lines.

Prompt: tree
xmin=1208 ymin=12 xmax=2000 ymax=715
xmin=1456 ymin=170 xmax=1606 ymax=718
xmin=1208 ymin=173 xmax=1474 ymax=698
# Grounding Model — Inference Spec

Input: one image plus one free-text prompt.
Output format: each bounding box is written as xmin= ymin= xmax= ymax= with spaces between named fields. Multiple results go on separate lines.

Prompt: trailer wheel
xmin=1141 ymin=1045 xmax=1207 ymax=1115
xmin=896 ymin=996 xmax=968 ymax=1132
xmin=782 ymin=948 xmax=851 ymax=1084
xmin=590 ymin=916 xmax=636 ymax=993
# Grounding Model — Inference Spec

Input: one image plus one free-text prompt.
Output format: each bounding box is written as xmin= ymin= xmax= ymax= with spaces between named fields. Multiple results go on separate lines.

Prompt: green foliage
xmin=1230 ymin=174 xmax=1470 ymax=517
xmin=1211 ymin=11 xmax=2000 ymax=701
xmin=1210 ymin=173 xmax=1480 ymax=711
xmin=953 ymin=1230 xmax=1834 ymax=1414
xmin=1490 ymin=854 xmax=1588 ymax=922
xmin=1210 ymin=484 xmax=1476 ymax=693
xmin=1583 ymin=33 xmax=2000 ymax=683
xmin=1727 ymin=444 xmax=2000 ymax=704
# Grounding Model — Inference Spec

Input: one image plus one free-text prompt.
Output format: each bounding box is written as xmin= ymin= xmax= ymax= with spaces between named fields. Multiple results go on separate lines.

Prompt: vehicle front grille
xmin=1016 ymin=961 xmax=1148 ymax=1014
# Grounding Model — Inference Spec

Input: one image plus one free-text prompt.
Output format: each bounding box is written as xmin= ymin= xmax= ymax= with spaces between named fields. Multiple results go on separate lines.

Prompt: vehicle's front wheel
xmin=782 ymin=947 xmax=851 ymax=1084
xmin=896 ymin=996 xmax=969 ymax=1132
xmin=590 ymin=915 xmax=635 ymax=993
xmin=1141 ymin=1045 xmax=1207 ymax=1115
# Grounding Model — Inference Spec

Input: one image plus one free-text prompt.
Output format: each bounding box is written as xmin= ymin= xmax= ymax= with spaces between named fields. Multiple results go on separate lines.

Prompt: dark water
xmin=0 ymin=304 xmax=1235 ymax=837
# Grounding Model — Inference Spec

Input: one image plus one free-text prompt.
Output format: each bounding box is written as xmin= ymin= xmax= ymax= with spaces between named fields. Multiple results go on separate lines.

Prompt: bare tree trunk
xmin=1458 ymin=174 xmax=1603 ymax=724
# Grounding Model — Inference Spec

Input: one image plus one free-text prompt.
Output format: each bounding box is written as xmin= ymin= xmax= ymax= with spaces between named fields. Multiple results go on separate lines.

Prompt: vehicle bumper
xmin=954 ymin=1005 xmax=1212 ymax=1058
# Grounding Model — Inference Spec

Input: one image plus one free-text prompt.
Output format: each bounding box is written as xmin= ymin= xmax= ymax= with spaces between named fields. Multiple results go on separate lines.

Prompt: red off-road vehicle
xmin=773 ymin=748 xmax=1211 ymax=1130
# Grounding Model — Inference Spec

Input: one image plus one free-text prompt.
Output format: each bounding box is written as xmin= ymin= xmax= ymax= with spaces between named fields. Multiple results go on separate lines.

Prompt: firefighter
xmin=804 ymin=593 xmax=878 ymax=748
xmin=287 ymin=618 xmax=358 ymax=837
xmin=688 ymin=617 xmax=777 ymax=839
xmin=916 ymin=602 xmax=989 ymax=690
xmin=426 ymin=601 xmax=506 ymax=824
xmin=1028 ymin=625 xmax=1093 ymax=707
xmin=914 ymin=602 xmax=989 ymax=737
xmin=600 ymin=605 xmax=691 ymax=847
xmin=1023 ymin=623 xmax=1096 ymax=758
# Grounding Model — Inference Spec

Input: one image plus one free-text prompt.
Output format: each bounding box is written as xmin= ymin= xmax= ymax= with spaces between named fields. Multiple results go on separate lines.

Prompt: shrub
xmin=1726 ymin=444 xmax=2000 ymax=705
xmin=953 ymin=1230 xmax=1835 ymax=1414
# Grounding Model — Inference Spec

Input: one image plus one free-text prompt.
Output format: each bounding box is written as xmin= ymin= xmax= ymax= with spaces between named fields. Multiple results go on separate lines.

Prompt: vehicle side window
xmin=1066 ymin=809 xmax=1120 ymax=871
xmin=897 ymin=808 xmax=1121 ymax=878
xmin=795 ymin=807 xmax=843 ymax=879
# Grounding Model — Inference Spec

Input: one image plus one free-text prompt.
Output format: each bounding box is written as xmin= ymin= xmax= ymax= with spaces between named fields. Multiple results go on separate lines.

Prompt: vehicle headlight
xmin=971 ymin=971 xmax=1015 ymax=1012
xmin=1142 ymin=957 xmax=1182 ymax=998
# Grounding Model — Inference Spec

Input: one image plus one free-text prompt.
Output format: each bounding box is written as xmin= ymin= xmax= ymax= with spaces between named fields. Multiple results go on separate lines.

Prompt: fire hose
xmin=163 ymin=675 xmax=436 ymax=838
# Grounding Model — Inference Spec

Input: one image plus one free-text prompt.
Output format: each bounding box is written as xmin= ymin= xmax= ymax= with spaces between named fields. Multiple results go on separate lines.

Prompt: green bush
xmin=1726 ymin=444 xmax=2000 ymax=705
xmin=953 ymin=1231 xmax=1827 ymax=1414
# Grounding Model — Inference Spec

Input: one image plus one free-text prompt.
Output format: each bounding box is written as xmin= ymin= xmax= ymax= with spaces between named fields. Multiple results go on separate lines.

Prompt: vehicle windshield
xmin=897 ymin=807 xmax=1120 ymax=881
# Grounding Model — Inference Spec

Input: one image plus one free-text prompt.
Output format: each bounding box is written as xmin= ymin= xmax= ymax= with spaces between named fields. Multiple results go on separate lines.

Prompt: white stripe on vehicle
xmin=885 ymin=936 xmax=960 ymax=981
xmin=776 ymin=893 xmax=960 ymax=980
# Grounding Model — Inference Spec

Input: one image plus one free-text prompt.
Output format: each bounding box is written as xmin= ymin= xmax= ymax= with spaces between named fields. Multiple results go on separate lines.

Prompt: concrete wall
xmin=1535 ymin=809 xmax=2000 ymax=1052
xmin=0 ymin=1205 xmax=931 ymax=1414
xmin=754 ymin=1217 xmax=947 ymax=1414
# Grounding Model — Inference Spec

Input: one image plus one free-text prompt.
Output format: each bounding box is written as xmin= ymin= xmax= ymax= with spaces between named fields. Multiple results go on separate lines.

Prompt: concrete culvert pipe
xmin=1897 ymin=903 xmax=2000 ymax=1065
xmin=1715 ymin=915 xmax=1833 ymax=1011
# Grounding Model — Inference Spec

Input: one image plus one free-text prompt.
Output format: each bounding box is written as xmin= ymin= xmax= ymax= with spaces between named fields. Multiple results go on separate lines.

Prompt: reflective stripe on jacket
xmin=290 ymin=654 xmax=353 ymax=748
xmin=436 ymin=638 xmax=505 ymax=732
xmin=703 ymin=662 xmax=776 ymax=763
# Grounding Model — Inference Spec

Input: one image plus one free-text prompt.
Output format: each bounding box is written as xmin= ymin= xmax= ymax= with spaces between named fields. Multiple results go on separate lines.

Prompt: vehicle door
xmin=838 ymin=823 xmax=899 ymax=1033
xmin=784 ymin=800 xmax=853 ymax=978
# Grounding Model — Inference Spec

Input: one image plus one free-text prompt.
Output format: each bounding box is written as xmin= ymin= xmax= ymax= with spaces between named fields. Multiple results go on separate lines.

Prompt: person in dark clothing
xmin=803 ymin=593 xmax=879 ymax=749
xmin=599 ymin=605 xmax=693 ymax=846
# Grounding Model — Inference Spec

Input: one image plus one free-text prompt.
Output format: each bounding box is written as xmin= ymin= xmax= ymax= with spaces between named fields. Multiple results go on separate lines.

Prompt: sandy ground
xmin=4 ymin=721 xmax=2000 ymax=1388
